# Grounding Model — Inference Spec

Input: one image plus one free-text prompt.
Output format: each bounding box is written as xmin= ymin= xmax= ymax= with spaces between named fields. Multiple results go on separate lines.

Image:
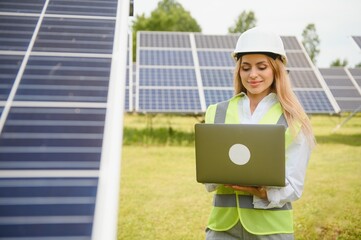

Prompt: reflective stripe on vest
xmin=214 ymin=194 xmax=292 ymax=210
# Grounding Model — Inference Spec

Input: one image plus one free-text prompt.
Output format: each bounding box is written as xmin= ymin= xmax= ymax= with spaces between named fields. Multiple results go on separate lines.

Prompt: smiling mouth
xmin=248 ymin=81 xmax=262 ymax=86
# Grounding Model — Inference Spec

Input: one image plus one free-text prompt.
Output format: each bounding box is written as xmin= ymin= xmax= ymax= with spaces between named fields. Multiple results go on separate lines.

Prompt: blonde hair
xmin=233 ymin=56 xmax=316 ymax=148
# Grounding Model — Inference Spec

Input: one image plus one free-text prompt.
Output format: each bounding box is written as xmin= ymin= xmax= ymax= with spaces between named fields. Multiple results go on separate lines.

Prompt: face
xmin=239 ymin=54 xmax=275 ymax=100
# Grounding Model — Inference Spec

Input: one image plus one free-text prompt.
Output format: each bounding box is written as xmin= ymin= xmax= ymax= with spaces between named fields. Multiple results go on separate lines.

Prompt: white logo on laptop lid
xmin=228 ymin=144 xmax=251 ymax=165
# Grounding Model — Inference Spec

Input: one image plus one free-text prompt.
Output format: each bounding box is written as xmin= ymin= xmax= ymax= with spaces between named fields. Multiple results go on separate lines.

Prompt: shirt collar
xmin=236 ymin=92 xmax=278 ymax=102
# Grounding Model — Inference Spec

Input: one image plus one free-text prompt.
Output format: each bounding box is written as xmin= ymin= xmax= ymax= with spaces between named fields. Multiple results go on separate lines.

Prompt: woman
xmin=204 ymin=27 xmax=315 ymax=239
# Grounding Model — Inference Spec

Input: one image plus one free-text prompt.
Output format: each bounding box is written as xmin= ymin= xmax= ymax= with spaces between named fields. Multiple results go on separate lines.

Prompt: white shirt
xmin=206 ymin=93 xmax=312 ymax=209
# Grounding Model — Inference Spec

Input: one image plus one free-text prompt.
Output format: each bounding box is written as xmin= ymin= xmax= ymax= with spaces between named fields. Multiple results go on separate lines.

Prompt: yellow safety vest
xmin=205 ymin=94 xmax=296 ymax=235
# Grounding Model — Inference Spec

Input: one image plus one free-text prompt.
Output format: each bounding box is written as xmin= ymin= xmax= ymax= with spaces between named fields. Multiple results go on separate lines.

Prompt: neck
xmin=247 ymin=91 xmax=272 ymax=114
xmin=249 ymin=98 xmax=261 ymax=114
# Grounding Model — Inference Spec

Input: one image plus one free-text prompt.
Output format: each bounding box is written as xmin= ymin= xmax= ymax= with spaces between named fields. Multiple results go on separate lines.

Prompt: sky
xmin=131 ymin=0 xmax=361 ymax=68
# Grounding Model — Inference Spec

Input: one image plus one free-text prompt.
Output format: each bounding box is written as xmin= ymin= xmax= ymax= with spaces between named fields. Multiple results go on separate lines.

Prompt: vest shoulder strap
xmin=214 ymin=100 xmax=230 ymax=123
xmin=259 ymin=102 xmax=285 ymax=126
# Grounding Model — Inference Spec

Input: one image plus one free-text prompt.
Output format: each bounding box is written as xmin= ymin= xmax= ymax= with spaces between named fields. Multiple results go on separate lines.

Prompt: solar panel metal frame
xmin=0 ymin=0 xmax=130 ymax=239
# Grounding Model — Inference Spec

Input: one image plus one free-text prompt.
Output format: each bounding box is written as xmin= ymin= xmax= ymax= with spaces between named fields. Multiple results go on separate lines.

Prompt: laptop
xmin=195 ymin=123 xmax=286 ymax=187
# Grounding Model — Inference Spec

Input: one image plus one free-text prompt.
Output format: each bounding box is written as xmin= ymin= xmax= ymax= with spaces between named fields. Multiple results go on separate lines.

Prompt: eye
xmin=258 ymin=65 xmax=267 ymax=70
xmin=241 ymin=66 xmax=250 ymax=71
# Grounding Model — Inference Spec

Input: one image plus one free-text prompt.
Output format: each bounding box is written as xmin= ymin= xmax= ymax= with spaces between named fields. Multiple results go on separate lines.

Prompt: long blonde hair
xmin=233 ymin=56 xmax=316 ymax=148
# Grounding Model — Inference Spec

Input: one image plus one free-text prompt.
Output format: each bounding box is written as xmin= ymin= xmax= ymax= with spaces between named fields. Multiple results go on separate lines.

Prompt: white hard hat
xmin=232 ymin=27 xmax=287 ymax=65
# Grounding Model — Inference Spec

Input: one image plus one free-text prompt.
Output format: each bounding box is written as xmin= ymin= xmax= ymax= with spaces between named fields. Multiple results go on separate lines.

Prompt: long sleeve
xmin=253 ymin=131 xmax=312 ymax=208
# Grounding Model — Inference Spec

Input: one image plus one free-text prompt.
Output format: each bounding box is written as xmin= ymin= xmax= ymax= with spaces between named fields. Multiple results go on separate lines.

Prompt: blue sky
xmin=132 ymin=0 xmax=361 ymax=67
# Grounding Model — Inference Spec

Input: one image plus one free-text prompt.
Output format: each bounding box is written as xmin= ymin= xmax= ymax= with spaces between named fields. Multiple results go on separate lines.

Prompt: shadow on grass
xmin=315 ymin=133 xmax=361 ymax=146
xmin=123 ymin=127 xmax=195 ymax=146
xmin=124 ymin=127 xmax=360 ymax=147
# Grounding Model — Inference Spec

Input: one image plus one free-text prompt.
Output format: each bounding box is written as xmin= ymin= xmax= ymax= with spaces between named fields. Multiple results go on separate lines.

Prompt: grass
xmin=118 ymin=113 xmax=361 ymax=240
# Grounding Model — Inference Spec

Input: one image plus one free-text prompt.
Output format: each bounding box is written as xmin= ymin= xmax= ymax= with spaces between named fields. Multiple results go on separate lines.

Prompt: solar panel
xmin=0 ymin=55 xmax=23 ymax=101
xmin=46 ymin=0 xmax=117 ymax=17
xmin=0 ymin=1 xmax=129 ymax=239
xmin=348 ymin=68 xmax=361 ymax=88
xmin=195 ymin=34 xmax=239 ymax=49
xmin=194 ymin=34 xmax=235 ymax=107
xmin=0 ymin=0 xmax=46 ymax=13
xmin=279 ymin=36 xmax=339 ymax=114
xmin=197 ymin=51 xmax=235 ymax=67
xmin=137 ymin=31 xmax=339 ymax=114
xmin=0 ymin=15 xmax=38 ymax=51
xmin=33 ymin=17 xmax=116 ymax=54
xmin=352 ymin=36 xmax=361 ymax=49
xmin=136 ymin=31 xmax=204 ymax=113
xmin=319 ymin=68 xmax=361 ymax=112
xmin=201 ymin=69 xmax=234 ymax=87
xmin=16 ymin=56 xmax=112 ymax=102
xmin=126 ymin=34 xmax=133 ymax=112
xmin=139 ymin=31 xmax=191 ymax=48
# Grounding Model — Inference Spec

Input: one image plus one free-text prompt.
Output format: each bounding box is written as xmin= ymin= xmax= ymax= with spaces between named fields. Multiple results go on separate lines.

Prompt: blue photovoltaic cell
xmin=0 ymin=0 xmax=46 ymax=13
xmin=0 ymin=16 xmax=38 ymax=51
xmin=125 ymin=86 xmax=131 ymax=112
xmin=336 ymin=100 xmax=361 ymax=111
xmin=138 ymin=89 xmax=201 ymax=112
xmin=197 ymin=51 xmax=235 ymax=67
xmin=139 ymin=68 xmax=197 ymax=87
xmin=204 ymin=89 xmax=234 ymax=107
xmin=46 ymin=0 xmax=117 ymax=17
xmin=195 ymin=34 xmax=238 ymax=49
xmin=0 ymin=178 xmax=97 ymax=238
xmin=329 ymin=88 xmax=360 ymax=98
xmin=139 ymin=50 xmax=194 ymax=66
xmin=319 ymin=68 xmax=354 ymax=87
xmin=289 ymin=70 xmax=321 ymax=88
xmin=294 ymin=91 xmax=334 ymax=113
xmin=33 ymin=17 xmax=115 ymax=54
xmin=139 ymin=32 xmax=191 ymax=48
xmin=281 ymin=36 xmax=302 ymax=50
xmin=286 ymin=52 xmax=312 ymax=68
xmin=319 ymin=68 xmax=361 ymax=112
xmin=15 ymin=56 xmax=111 ymax=102
xmin=0 ymin=55 xmax=24 ymax=100
xmin=320 ymin=68 xmax=354 ymax=88
xmin=0 ymin=107 xmax=105 ymax=170
xmin=201 ymin=69 xmax=233 ymax=87
xmin=352 ymin=36 xmax=361 ymax=49
xmin=349 ymin=68 xmax=361 ymax=87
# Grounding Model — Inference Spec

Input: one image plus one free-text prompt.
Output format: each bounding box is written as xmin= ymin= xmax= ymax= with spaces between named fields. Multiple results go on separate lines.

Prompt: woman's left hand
xmin=225 ymin=185 xmax=268 ymax=199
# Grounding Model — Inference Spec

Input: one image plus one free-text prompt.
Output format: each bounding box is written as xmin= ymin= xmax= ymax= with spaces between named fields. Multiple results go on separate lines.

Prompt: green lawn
xmin=118 ymin=113 xmax=361 ymax=239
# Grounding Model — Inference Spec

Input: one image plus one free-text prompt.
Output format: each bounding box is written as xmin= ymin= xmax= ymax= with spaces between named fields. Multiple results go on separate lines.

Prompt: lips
xmin=248 ymin=80 xmax=262 ymax=87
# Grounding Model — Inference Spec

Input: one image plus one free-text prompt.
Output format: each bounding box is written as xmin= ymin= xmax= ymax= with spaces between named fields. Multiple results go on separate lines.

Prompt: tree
xmin=302 ymin=23 xmax=320 ymax=65
xmin=228 ymin=10 xmax=257 ymax=34
xmin=330 ymin=58 xmax=348 ymax=67
xmin=355 ymin=62 xmax=361 ymax=68
xmin=131 ymin=0 xmax=201 ymax=61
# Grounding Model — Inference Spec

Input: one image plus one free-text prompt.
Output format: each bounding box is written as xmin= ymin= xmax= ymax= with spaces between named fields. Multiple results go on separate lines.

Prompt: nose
xmin=249 ymin=68 xmax=258 ymax=79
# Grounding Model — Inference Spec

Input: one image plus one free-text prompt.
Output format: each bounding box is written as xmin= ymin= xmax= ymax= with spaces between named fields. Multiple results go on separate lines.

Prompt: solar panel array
xmin=319 ymin=68 xmax=361 ymax=112
xmin=0 ymin=0 xmax=129 ymax=239
xmin=136 ymin=31 xmax=340 ymax=114
xmin=281 ymin=36 xmax=340 ymax=114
